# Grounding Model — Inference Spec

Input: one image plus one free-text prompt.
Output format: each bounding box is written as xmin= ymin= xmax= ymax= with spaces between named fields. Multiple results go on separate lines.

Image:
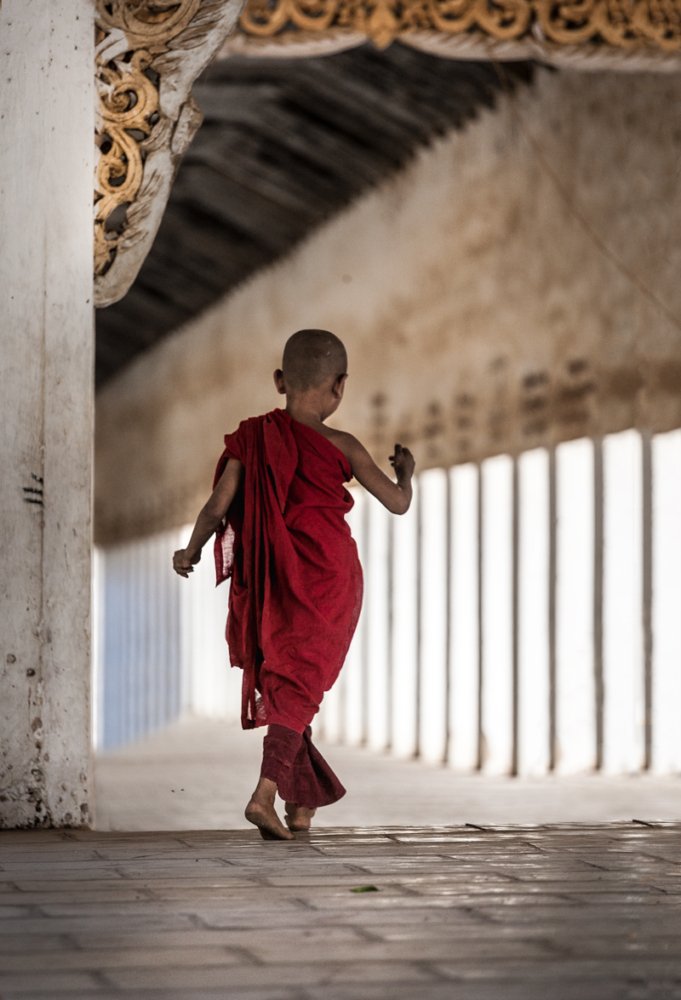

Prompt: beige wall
xmin=95 ymin=68 xmax=681 ymax=544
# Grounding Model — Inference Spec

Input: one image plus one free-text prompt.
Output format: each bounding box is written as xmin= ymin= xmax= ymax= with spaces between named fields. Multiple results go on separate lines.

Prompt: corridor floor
xmin=94 ymin=717 xmax=681 ymax=830
xmin=2 ymin=721 xmax=681 ymax=997
xmin=2 ymin=823 xmax=681 ymax=999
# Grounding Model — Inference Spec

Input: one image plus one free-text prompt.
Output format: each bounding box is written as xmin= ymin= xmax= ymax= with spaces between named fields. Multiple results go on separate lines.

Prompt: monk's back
xmin=285 ymin=416 xmax=357 ymax=574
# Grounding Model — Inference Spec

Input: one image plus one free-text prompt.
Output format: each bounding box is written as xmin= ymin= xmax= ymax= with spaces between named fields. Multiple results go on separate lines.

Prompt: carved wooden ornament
xmin=236 ymin=0 xmax=681 ymax=52
xmin=95 ymin=0 xmax=244 ymax=307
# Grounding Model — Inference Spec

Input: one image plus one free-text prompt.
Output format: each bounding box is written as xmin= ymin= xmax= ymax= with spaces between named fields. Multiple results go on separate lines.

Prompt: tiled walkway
xmin=4 ymin=722 xmax=681 ymax=998
xmin=2 ymin=823 xmax=681 ymax=999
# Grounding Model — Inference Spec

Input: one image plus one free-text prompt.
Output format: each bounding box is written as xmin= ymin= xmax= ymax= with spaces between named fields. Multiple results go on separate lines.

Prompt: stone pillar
xmin=0 ymin=0 xmax=95 ymax=827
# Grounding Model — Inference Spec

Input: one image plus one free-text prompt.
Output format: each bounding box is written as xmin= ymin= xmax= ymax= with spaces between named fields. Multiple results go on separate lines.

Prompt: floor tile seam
xmin=36 ymin=899 xmax=309 ymax=918
xmin=1 ymin=903 xmax=46 ymax=919
xmin=646 ymin=883 xmax=675 ymax=895
xmin=4 ymin=879 xmax=140 ymax=892
xmin=106 ymin=855 xmax=239 ymax=867
xmin=347 ymin=924 xmax=383 ymax=944
xmin=287 ymin=957 xmax=447 ymax=982
xmin=0 ymin=881 xmax=22 ymax=893
xmin=90 ymin=969 xmax=120 ymax=992
xmin=132 ymin=876 xmax=271 ymax=892
xmin=394 ymin=958 xmax=455 ymax=983
xmin=0 ymin=940 xmax=293 ymax=961
xmin=639 ymin=851 xmax=681 ymax=866
xmin=290 ymin=896 xmax=326 ymax=912
xmin=88 ymin=953 xmax=263 ymax=988
xmin=228 ymin=944 xmax=271 ymax=966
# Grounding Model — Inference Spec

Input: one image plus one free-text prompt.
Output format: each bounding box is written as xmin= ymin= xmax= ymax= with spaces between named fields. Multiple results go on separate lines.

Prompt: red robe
xmin=213 ymin=409 xmax=363 ymax=797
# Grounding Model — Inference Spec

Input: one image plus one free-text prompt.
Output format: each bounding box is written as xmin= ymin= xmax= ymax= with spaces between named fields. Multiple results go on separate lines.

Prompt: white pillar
xmin=518 ymin=448 xmax=551 ymax=775
xmin=480 ymin=454 xmax=514 ymax=774
xmin=555 ymin=438 xmax=596 ymax=772
xmin=0 ymin=0 xmax=95 ymax=827
xmin=449 ymin=464 xmax=480 ymax=771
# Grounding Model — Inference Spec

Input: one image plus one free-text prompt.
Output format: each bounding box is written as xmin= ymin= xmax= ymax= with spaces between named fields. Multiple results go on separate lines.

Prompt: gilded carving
xmin=95 ymin=0 xmax=244 ymax=306
xmin=535 ymin=1 xmax=681 ymax=51
xmin=236 ymin=0 xmax=681 ymax=51
xmin=95 ymin=48 xmax=158 ymax=279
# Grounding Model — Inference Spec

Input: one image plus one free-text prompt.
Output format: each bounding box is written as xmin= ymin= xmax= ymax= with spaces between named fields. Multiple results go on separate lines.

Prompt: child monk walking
xmin=173 ymin=330 xmax=415 ymax=840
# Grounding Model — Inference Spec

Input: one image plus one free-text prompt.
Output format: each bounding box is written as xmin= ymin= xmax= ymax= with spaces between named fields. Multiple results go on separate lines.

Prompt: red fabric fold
xmin=261 ymin=724 xmax=346 ymax=808
xmin=213 ymin=408 xmax=363 ymax=734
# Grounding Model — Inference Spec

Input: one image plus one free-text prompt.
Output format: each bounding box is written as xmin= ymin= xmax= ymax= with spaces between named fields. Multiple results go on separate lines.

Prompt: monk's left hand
xmin=389 ymin=443 xmax=415 ymax=482
xmin=173 ymin=548 xmax=200 ymax=578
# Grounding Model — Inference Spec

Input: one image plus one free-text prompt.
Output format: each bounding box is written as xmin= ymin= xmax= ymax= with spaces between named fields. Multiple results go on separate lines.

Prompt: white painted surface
xmin=602 ymin=431 xmax=645 ymax=773
xmin=94 ymin=527 xmax=240 ymax=751
xmin=449 ymin=464 xmax=480 ymax=772
xmin=389 ymin=485 xmax=419 ymax=759
xmin=480 ymin=455 xmax=514 ymax=774
xmin=182 ymin=532 xmax=240 ymax=722
xmin=418 ymin=469 xmax=449 ymax=764
xmin=555 ymin=439 xmax=596 ymax=773
xmin=518 ymin=448 xmax=551 ymax=775
xmin=0 ymin=0 xmax=95 ymax=827
xmin=339 ymin=494 xmax=366 ymax=747
xmin=364 ymin=499 xmax=391 ymax=752
xmin=652 ymin=430 xmax=681 ymax=773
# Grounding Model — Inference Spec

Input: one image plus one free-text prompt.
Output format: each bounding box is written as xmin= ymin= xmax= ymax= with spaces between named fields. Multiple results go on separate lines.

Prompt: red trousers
xmin=260 ymin=724 xmax=346 ymax=809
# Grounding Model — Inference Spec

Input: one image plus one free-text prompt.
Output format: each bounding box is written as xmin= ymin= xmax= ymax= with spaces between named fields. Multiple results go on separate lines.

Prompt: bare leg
xmin=245 ymin=777 xmax=294 ymax=841
xmin=285 ymin=802 xmax=317 ymax=832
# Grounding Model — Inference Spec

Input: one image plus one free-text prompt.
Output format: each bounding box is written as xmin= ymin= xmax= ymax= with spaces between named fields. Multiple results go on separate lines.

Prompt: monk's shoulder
xmin=324 ymin=428 xmax=364 ymax=462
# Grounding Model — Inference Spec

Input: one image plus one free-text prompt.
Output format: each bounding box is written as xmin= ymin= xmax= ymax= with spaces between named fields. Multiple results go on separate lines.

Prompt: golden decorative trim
xmin=95 ymin=0 xmax=243 ymax=306
xmin=238 ymin=0 xmax=681 ymax=52
xmin=95 ymin=1 xmax=197 ymax=281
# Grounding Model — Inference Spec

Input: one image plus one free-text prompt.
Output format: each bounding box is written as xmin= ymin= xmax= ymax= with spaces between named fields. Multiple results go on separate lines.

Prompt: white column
xmin=0 ymin=1 xmax=95 ymax=826
xmin=651 ymin=430 xmax=681 ymax=773
xmin=449 ymin=464 xmax=479 ymax=771
xmin=418 ymin=469 xmax=449 ymax=763
xmin=390 ymin=484 xmax=419 ymax=758
xmin=518 ymin=448 xmax=551 ymax=775
xmin=602 ymin=430 xmax=645 ymax=773
xmin=555 ymin=438 xmax=596 ymax=773
xmin=341 ymin=491 xmax=367 ymax=746
xmin=480 ymin=455 xmax=514 ymax=774
xmin=365 ymin=499 xmax=391 ymax=751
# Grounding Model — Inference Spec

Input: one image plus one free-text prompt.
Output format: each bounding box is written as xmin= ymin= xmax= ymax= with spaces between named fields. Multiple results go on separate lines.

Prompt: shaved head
xmin=282 ymin=329 xmax=347 ymax=391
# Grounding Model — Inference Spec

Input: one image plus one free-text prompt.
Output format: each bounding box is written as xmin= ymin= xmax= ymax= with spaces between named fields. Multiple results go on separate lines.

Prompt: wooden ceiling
xmin=95 ymin=45 xmax=534 ymax=385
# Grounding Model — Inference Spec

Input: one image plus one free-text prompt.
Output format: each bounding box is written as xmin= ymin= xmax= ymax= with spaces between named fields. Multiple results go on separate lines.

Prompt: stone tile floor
xmin=2 ymin=823 xmax=681 ymax=999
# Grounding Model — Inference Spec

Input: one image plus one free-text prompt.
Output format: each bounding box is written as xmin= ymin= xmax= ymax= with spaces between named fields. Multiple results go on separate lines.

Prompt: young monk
xmin=172 ymin=329 xmax=415 ymax=840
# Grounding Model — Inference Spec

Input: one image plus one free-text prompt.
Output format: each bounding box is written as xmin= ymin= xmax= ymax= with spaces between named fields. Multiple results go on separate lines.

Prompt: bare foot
xmin=245 ymin=778 xmax=293 ymax=841
xmin=285 ymin=802 xmax=317 ymax=832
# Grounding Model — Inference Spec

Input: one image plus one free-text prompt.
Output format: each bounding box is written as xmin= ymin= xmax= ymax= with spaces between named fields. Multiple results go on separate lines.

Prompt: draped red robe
xmin=213 ymin=408 xmax=363 ymax=805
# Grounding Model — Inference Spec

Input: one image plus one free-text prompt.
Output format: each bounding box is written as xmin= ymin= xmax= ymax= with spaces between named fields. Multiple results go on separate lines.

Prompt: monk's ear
xmin=273 ymin=369 xmax=286 ymax=395
xmin=333 ymin=373 xmax=348 ymax=398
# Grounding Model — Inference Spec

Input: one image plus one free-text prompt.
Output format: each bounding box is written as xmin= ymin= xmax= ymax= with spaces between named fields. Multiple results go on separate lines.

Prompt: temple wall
xmin=95 ymin=68 xmax=681 ymax=543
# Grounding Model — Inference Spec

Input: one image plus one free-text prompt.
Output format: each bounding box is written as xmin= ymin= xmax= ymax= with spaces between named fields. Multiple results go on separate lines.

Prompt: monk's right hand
xmin=173 ymin=548 xmax=200 ymax=578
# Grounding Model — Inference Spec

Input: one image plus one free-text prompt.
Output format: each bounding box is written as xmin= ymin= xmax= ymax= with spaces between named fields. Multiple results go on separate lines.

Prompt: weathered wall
xmin=95 ymin=69 xmax=681 ymax=543
xmin=0 ymin=1 xmax=95 ymax=826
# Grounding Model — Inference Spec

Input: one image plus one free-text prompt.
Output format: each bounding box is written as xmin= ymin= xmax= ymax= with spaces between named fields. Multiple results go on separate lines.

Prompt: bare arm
xmin=346 ymin=437 xmax=415 ymax=515
xmin=172 ymin=458 xmax=243 ymax=578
